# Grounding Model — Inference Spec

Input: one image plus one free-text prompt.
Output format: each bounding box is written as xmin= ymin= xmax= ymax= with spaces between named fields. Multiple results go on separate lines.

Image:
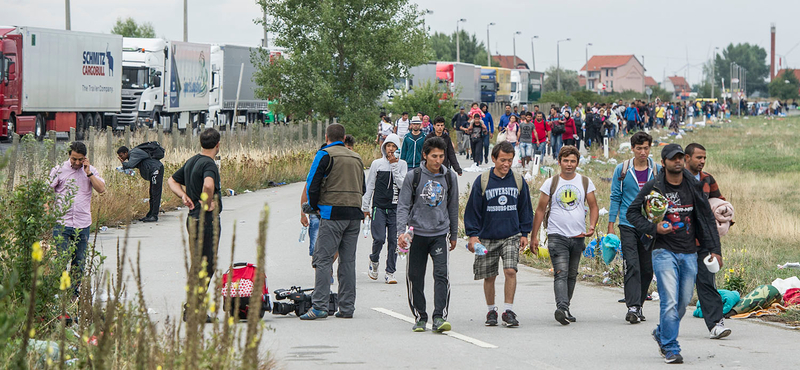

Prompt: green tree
xmin=253 ymin=0 xmax=428 ymax=140
xmin=543 ymin=66 xmax=580 ymax=93
xmin=429 ymin=31 xmax=499 ymax=67
xmin=713 ymin=43 xmax=769 ymax=95
xmin=110 ymin=17 xmax=155 ymax=38
xmin=768 ymin=69 xmax=800 ymax=100
xmin=389 ymin=80 xmax=459 ymax=124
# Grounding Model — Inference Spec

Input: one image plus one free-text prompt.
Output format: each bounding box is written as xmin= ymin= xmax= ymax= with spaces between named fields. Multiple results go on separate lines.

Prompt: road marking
xmin=371 ymin=307 xmax=498 ymax=349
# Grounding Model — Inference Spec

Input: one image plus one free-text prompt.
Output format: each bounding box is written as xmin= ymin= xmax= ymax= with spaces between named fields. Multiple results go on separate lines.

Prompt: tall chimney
xmin=770 ymin=23 xmax=776 ymax=80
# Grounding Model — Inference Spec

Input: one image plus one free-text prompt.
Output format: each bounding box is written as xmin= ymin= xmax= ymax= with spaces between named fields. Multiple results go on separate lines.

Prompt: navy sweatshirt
xmin=464 ymin=168 xmax=534 ymax=240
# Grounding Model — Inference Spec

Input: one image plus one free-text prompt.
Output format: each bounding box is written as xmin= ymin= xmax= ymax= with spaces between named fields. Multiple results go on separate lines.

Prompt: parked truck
xmin=436 ymin=62 xmax=480 ymax=104
xmin=510 ymin=70 xmax=529 ymax=107
xmin=1 ymin=27 xmax=122 ymax=140
xmin=528 ymin=71 xmax=544 ymax=102
xmin=480 ymin=68 xmax=497 ymax=103
xmin=380 ymin=61 xmax=438 ymax=105
xmin=208 ymin=44 xmax=273 ymax=128
xmin=119 ymin=38 xmax=210 ymax=132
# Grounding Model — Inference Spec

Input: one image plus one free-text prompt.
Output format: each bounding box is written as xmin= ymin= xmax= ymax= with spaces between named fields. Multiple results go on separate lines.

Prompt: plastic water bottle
xmin=468 ymin=242 xmax=488 ymax=256
xmin=398 ymin=226 xmax=413 ymax=259
xmin=299 ymin=226 xmax=308 ymax=243
xmin=362 ymin=219 xmax=371 ymax=238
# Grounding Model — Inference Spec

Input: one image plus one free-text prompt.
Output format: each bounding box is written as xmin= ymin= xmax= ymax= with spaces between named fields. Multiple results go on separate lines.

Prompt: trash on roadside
xmin=28 ymin=340 xmax=60 ymax=366
xmin=243 ymin=190 xmax=253 ymax=193
xmin=100 ymin=226 xmax=108 ymax=232
xmin=142 ymin=198 xmax=149 ymax=203
xmin=607 ymin=158 xmax=618 ymax=165
xmin=778 ymin=262 xmax=800 ymax=270
xmin=227 ymin=188 xmax=236 ymax=196
xmin=618 ymin=143 xmax=631 ymax=152
xmin=771 ymin=276 xmax=800 ymax=295
xmin=598 ymin=207 xmax=608 ymax=216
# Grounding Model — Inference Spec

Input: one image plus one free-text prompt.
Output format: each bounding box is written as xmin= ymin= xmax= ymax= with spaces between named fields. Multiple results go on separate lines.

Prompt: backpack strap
xmin=480 ymin=170 xmax=491 ymax=196
xmin=410 ymin=167 xmax=422 ymax=208
xmin=619 ymin=159 xmax=632 ymax=193
xmin=512 ymin=170 xmax=523 ymax=193
xmin=543 ymin=175 xmax=560 ymax=230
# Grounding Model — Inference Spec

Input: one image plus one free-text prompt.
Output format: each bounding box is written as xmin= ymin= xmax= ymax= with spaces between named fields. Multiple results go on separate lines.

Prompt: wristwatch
xmin=87 ymin=173 xmax=94 ymax=177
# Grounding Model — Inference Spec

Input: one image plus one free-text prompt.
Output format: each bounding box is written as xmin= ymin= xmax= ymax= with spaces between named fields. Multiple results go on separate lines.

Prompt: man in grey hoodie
xmin=396 ymin=136 xmax=459 ymax=333
xmin=363 ymin=134 xmax=407 ymax=284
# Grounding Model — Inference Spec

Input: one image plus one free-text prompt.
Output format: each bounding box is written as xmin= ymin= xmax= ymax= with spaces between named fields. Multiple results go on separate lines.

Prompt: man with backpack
xmin=118 ymin=142 xmax=165 ymax=222
xmin=531 ymin=146 xmax=599 ymax=325
xmin=464 ymin=141 xmax=533 ymax=327
xmin=397 ymin=137 xmax=459 ymax=333
xmin=608 ymin=132 xmax=661 ymax=324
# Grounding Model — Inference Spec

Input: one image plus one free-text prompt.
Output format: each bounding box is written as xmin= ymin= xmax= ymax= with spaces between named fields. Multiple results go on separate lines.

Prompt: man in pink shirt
xmin=50 ymin=142 xmax=106 ymax=297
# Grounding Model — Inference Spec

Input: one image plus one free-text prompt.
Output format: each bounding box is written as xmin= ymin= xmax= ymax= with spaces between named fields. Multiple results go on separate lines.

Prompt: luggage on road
xmin=221 ymin=262 xmax=271 ymax=320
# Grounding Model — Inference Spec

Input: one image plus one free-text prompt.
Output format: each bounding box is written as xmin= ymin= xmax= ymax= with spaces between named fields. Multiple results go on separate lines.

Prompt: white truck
xmin=380 ymin=62 xmax=439 ymax=105
xmin=0 ymin=27 xmax=122 ymax=140
xmin=118 ymin=38 xmax=210 ymax=132
xmin=208 ymin=44 xmax=272 ymax=128
xmin=511 ymin=70 xmax=530 ymax=107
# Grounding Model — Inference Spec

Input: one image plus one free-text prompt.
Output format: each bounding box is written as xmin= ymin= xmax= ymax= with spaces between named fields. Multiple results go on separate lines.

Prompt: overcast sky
xmin=4 ymin=0 xmax=799 ymax=86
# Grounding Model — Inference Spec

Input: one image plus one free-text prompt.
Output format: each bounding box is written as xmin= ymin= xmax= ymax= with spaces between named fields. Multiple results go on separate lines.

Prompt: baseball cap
xmin=661 ymin=144 xmax=685 ymax=160
xmin=460 ymin=106 xmax=465 ymax=110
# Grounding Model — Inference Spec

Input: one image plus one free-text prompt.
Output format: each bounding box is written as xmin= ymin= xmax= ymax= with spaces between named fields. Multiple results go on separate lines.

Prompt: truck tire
xmin=153 ymin=112 xmax=161 ymax=130
xmin=110 ymin=115 xmax=119 ymax=131
xmin=84 ymin=113 xmax=95 ymax=136
xmin=76 ymin=114 xmax=85 ymax=140
xmin=35 ymin=114 xmax=46 ymax=141
xmin=8 ymin=115 xmax=16 ymax=135
xmin=94 ymin=113 xmax=103 ymax=129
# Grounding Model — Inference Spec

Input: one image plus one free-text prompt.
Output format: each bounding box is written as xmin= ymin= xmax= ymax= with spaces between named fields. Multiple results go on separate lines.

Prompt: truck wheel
xmin=84 ymin=113 xmax=95 ymax=136
xmin=76 ymin=114 xmax=85 ymax=140
xmin=153 ymin=112 xmax=161 ymax=130
xmin=94 ymin=113 xmax=103 ymax=129
xmin=8 ymin=115 xmax=16 ymax=135
xmin=35 ymin=114 xmax=46 ymax=141
xmin=111 ymin=115 xmax=119 ymax=131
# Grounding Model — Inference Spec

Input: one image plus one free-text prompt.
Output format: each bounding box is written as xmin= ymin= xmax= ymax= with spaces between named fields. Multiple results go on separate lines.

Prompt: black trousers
xmin=187 ymin=213 xmax=221 ymax=287
xmin=406 ymin=234 xmax=450 ymax=321
xmin=147 ymin=164 xmax=164 ymax=218
xmin=696 ymin=249 xmax=724 ymax=330
xmin=620 ymin=225 xmax=653 ymax=308
xmin=470 ymin=138 xmax=483 ymax=165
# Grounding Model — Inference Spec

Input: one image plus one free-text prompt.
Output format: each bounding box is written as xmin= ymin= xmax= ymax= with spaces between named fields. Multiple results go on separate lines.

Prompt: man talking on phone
xmin=50 ymin=141 xmax=106 ymax=299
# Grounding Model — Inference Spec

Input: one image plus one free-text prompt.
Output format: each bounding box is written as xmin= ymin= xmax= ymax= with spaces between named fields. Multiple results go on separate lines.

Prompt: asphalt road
xmin=92 ymin=155 xmax=797 ymax=370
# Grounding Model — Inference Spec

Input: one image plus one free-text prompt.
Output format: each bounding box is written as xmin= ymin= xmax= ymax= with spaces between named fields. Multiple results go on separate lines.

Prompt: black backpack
xmin=135 ymin=141 xmax=165 ymax=160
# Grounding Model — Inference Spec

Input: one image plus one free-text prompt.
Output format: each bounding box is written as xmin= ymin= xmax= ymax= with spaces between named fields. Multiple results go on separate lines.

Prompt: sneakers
xmin=485 ymin=309 xmax=498 ymax=326
xmin=412 ymin=320 xmax=427 ymax=332
xmin=554 ymin=308 xmax=570 ymax=325
xmin=566 ymin=310 xmax=576 ymax=323
xmin=141 ymin=216 xmax=158 ymax=223
xmin=299 ymin=308 xmax=328 ymax=320
xmin=501 ymin=310 xmax=519 ymax=327
xmin=652 ymin=328 xmax=666 ymax=357
xmin=368 ymin=261 xmax=379 ymax=280
xmin=637 ymin=307 xmax=647 ymax=322
xmin=432 ymin=317 xmax=451 ymax=333
xmin=626 ymin=307 xmax=640 ymax=324
xmin=334 ymin=311 xmax=353 ymax=318
xmin=709 ymin=320 xmax=732 ymax=339
xmin=385 ymin=273 xmax=397 ymax=284
xmin=664 ymin=351 xmax=683 ymax=364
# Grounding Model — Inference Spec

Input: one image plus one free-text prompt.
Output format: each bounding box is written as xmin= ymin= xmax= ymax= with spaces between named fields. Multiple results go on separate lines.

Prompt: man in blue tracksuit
xmin=464 ymin=141 xmax=532 ymax=327
xmin=481 ymin=103 xmax=494 ymax=164
xmin=401 ymin=117 xmax=425 ymax=170
xmin=608 ymin=132 xmax=661 ymax=324
xmin=624 ymin=102 xmax=642 ymax=134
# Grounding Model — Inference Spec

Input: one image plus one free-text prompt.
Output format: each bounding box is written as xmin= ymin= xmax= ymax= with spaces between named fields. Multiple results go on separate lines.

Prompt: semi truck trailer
xmin=0 ymin=26 xmax=122 ymax=140
xmin=208 ymin=44 xmax=272 ymax=128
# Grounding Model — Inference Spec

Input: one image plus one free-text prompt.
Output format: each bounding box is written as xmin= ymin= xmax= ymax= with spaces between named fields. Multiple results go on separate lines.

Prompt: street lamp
xmin=486 ymin=22 xmax=496 ymax=66
xmin=585 ymin=43 xmax=593 ymax=90
xmin=456 ymin=18 xmax=467 ymax=63
xmin=513 ymin=31 xmax=522 ymax=69
xmin=557 ymin=38 xmax=571 ymax=91
xmin=422 ymin=9 xmax=434 ymax=33
xmin=530 ymin=36 xmax=539 ymax=71
xmin=711 ymin=46 xmax=719 ymax=99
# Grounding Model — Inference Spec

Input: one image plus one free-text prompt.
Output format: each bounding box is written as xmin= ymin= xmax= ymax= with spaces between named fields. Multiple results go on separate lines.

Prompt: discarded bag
xmin=693 ymin=289 xmax=740 ymax=318
xmin=729 ymin=284 xmax=781 ymax=316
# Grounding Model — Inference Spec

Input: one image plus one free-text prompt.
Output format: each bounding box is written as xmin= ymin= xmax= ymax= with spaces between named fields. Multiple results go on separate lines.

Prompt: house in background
xmin=663 ymin=76 xmax=691 ymax=99
xmin=580 ymin=55 xmax=646 ymax=93
xmin=492 ymin=55 xmax=529 ymax=70
xmin=645 ymin=76 xmax=658 ymax=89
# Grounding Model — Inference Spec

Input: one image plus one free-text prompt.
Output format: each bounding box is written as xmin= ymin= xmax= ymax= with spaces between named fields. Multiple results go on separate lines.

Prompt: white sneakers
xmin=709 ymin=320 xmax=732 ymax=339
xmin=385 ymin=273 xmax=397 ymax=284
xmin=368 ymin=261 xmax=379 ymax=280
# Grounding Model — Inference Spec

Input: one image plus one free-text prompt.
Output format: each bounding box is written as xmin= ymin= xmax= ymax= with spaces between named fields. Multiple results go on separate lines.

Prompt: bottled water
xmin=362 ymin=219 xmax=371 ymax=238
xmin=299 ymin=226 xmax=308 ymax=243
xmin=398 ymin=226 xmax=413 ymax=259
xmin=469 ymin=242 xmax=488 ymax=256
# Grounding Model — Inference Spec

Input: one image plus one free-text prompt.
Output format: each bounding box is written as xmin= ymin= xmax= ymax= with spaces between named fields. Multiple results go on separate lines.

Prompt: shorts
xmin=473 ymin=234 xmax=521 ymax=280
xmin=518 ymin=142 xmax=533 ymax=158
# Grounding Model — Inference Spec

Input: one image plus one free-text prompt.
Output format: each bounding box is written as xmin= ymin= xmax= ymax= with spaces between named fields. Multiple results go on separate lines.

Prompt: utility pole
xmin=711 ymin=47 xmax=719 ymax=99
xmin=263 ymin=10 xmax=268 ymax=48
xmin=183 ymin=0 xmax=188 ymax=42
xmin=557 ymin=38 xmax=571 ymax=91
xmin=456 ymin=18 xmax=467 ymax=63
xmin=65 ymin=0 xmax=71 ymax=30
xmin=513 ymin=31 xmax=522 ymax=68
xmin=585 ymin=43 xmax=592 ymax=90
xmin=487 ymin=23 xmax=495 ymax=66
xmin=530 ymin=36 xmax=538 ymax=71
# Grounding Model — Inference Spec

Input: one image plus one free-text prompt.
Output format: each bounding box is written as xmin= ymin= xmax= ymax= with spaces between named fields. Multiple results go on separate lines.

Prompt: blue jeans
xmin=53 ymin=225 xmax=91 ymax=297
xmin=652 ymin=248 xmax=698 ymax=354
xmin=308 ymin=214 xmax=321 ymax=256
xmin=551 ymin=136 xmax=563 ymax=159
xmin=535 ymin=142 xmax=548 ymax=156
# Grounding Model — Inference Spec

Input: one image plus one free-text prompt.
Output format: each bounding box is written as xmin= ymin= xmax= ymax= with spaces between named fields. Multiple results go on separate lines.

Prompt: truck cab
xmin=481 ymin=68 xmax=497 ymax=103
xmin=120 ymin=38 xmax=165 ymax=130
xmin=0 ymin=28 xmax=20 ymax=139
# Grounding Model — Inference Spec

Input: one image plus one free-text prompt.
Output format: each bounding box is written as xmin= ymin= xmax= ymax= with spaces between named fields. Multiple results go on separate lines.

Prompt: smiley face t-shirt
xmin=540 ymin=174 xmax=596 ymax=237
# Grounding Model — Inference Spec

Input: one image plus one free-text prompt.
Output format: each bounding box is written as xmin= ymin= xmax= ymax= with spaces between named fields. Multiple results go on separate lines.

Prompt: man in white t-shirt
xmin=530 ymin=145 xmax=599 ymax=325
xmin=395 ymin=112 xmax=410 ymax=139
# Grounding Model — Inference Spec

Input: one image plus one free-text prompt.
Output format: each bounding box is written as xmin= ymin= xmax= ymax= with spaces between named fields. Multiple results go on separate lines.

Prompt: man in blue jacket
xmin=624 ymin=102 xmax=642 ymax=134
xmin=400 ymin=117 xmax=425 ymax=170
xmin=481 ymin=103 xmax=494 ymax=165
xmin=464 ymin=141 xmax=533 ymax=327
xmin=608 ymin=132 xmax=661 ymax=324
xmin=497 ymin=104 xmax=513 ymax=132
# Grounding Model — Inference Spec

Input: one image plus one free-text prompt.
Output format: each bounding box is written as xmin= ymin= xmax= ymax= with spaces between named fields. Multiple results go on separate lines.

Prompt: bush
xmin=389 ymin=80 xmax=460 ymax=125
